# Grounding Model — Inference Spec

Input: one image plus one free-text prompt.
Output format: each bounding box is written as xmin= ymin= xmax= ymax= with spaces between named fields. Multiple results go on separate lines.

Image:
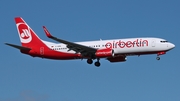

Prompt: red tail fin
xmin=15 ymin=17 xmax=45 ymax=48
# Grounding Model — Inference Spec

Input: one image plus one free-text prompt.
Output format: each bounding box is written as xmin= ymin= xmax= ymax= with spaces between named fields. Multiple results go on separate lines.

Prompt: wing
xmin=43 ymin=26 xmax=97 ymax=58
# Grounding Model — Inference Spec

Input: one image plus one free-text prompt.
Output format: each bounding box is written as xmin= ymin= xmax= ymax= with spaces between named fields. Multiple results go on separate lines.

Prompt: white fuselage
xmin=43 ymin=37 xmax=175 ymax=55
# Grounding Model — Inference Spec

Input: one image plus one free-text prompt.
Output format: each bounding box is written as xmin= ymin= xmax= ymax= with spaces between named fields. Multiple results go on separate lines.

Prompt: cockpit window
xmin=160 ymin=40 xmax=168 ymax=43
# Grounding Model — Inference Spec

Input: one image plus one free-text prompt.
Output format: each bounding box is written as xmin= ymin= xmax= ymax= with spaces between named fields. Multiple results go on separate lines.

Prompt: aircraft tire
xmin=156 ymin=57 xmax=160 ymax=60
xmin=94 ymin=62 xmax=100 ymax=67
xmin=87 ymin=59 xmax=93 ymax=64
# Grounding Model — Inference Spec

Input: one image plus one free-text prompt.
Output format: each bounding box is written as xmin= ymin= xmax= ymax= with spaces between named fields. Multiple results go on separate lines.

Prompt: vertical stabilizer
xmin=15 ymin=17 xmax=45 ymax=48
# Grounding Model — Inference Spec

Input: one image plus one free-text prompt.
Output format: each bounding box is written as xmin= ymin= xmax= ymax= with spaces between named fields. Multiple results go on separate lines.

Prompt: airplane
xmin=5 ymin=17 xmax=175 ymax=67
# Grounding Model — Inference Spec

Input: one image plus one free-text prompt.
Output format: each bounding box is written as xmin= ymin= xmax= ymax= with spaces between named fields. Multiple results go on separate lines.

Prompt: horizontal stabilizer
xmin=5 ymin=43 xmax=31 ymax=50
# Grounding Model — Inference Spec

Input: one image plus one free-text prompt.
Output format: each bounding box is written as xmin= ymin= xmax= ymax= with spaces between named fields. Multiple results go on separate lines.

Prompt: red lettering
xmin=142 ymin=40 xmax=148 ymax=46
xmin=136 ymin=39 xmax=139 ymax=47
xmin=119 ymin=40 xmax=125 ymax=48
xmin=115 ymin=42 xmax=119 ymax=48
xmin=113 ymin=41 xmax=115 ymax=48
xmin=105 ymin=42 xmax=112 ymax=49
xmin=126 ymin=41 xmax=133 ymax=48
xmin=105 ymin=39 xmax=148 ymax=49
xmin=140 ymin=39 xmax=142 ymax=47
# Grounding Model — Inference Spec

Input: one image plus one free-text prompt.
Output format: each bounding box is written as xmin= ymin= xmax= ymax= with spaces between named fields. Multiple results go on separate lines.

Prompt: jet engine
xmin=107 ymin=56 xmax=126 ymax=62
xmin=95 ymin=48 xmax=114 ymax=58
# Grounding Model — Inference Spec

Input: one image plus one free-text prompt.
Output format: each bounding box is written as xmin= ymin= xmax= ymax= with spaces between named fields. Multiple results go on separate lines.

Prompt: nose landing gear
xmin=156 ymin=51 xmax=166 ymax=60
xmin=156 ymin=57 xmax=160 ymax=60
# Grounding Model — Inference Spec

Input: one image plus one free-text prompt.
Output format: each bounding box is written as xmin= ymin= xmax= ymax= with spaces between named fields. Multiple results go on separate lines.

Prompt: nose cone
xmin=170 ymin=43 xmax=175 ymax=49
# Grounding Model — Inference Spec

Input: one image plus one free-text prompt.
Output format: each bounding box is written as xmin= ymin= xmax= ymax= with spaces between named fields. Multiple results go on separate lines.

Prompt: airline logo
xmin=105 ymin=39 xmax=148 ymax=49
xmin=17 ymin=23 xmax=32 ymax=43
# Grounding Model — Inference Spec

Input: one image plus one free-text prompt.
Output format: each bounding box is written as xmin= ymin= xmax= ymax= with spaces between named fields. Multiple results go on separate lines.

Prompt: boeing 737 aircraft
xmin=5 ymin=17 xmax=175 ymax=67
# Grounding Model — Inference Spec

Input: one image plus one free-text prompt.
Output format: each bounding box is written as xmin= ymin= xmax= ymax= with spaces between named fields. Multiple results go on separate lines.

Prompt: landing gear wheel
xmin=94 ymin=62 xmax=101 ymax=67
xmin=87 ymin=59 xmax=93 ymax=64
xmin=156 ymin=57 xmax=160 ymax=60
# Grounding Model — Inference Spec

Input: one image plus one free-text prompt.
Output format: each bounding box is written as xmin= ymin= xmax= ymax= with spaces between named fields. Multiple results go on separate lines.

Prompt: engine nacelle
xmin=95 ymin=48 xmax=114 ymax=58
xmin=107 ymin=56 xmax=126 ymax=62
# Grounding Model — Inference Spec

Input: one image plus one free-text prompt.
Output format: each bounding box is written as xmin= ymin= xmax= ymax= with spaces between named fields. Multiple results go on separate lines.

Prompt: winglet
xmin=43 ymin=26 xmax=53 ymax=38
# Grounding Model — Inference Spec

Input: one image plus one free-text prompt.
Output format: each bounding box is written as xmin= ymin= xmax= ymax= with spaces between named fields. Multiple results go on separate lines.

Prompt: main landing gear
xmin=94 ymin=59 xmax=100 ymax=67
xmin=87 ymin=59 xmax=101 ymax=67
xmin=87 ymin=59 xmax=93 ymax=64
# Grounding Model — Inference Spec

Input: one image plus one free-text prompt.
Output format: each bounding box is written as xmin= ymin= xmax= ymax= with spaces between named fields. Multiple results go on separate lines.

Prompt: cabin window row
xmin=51 ymin=48 xmax=67 ymax=50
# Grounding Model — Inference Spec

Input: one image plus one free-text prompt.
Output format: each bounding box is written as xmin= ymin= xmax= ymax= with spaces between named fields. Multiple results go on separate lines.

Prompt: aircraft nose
xmin=170 ymin=43 xmax=175 ymax=49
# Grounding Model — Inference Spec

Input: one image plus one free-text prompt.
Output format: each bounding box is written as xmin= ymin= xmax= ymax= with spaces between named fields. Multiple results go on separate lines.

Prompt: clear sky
xmin=0 ymin=0 xmax=179 ymax=101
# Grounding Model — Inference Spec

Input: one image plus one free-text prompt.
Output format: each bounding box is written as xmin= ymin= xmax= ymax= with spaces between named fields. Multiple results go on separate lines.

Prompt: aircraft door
xmin=40 ymin=47 xmax=44 ymax=55
xmin=152 ymin=40 xmax=156 ymax=47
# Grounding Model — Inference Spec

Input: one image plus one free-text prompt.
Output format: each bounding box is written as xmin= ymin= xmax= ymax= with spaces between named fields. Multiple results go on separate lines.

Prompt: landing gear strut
xmin=94 ymin=58 xmax=100 ymax=67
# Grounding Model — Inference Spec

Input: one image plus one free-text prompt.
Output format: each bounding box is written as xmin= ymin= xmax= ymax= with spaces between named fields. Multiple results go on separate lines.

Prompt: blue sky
xmin=0 ymin=0 xmax=179 ymax=101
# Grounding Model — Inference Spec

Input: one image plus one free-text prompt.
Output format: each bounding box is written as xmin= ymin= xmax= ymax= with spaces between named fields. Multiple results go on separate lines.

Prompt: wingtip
xmin=43 ymin=26 xmax=53 ymax=38
xmin=5 ymin=43 xmax=10 ymax=45
xmin=42 ymin=26 xmax=46 ymax=29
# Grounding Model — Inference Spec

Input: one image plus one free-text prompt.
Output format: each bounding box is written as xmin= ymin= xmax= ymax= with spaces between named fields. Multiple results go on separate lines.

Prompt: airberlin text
xmin=105 ymin=39 xmax=148 ymax=49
